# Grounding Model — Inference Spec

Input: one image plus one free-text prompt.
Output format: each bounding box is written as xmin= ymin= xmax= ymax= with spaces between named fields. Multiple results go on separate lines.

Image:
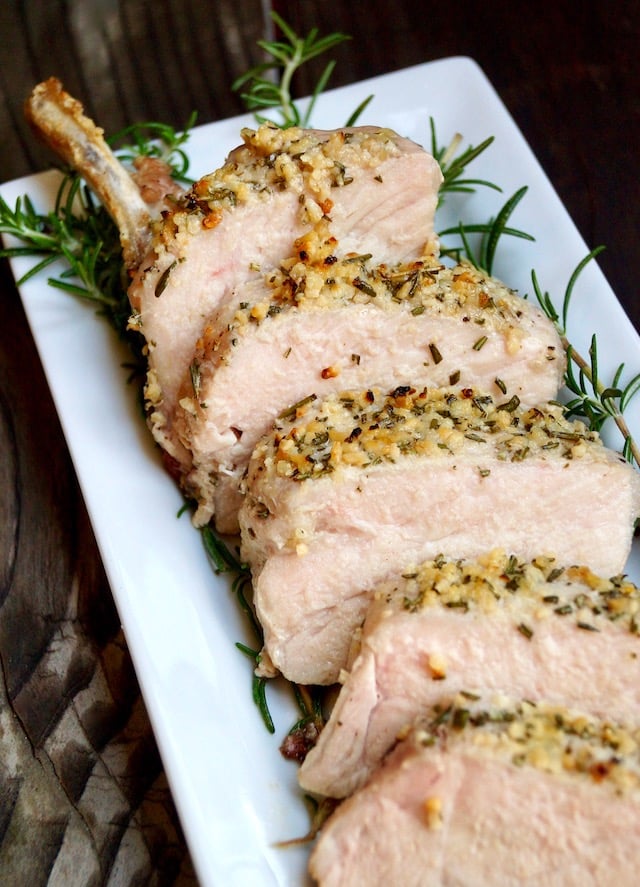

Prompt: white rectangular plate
xmin=2 ymin=57 xmax=639 ymax=886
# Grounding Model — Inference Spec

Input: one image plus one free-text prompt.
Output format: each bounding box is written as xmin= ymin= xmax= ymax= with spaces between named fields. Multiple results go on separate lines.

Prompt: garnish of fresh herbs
xmin=1 ymin=14 xmax=638 ymax=740
xmin=532 ymin=249 xmax=640 ymax=466
xmin=0 ymin=117 xmax=196 ymax=376
xmin=199 ymin=525 xmax=277 ymax=733
xmin=232 ymin=10 xmax=373 ymax=128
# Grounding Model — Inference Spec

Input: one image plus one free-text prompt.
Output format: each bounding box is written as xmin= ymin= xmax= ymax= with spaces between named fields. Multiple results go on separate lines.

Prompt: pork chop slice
xmin=127 ymin=123 xmax=443 ymax=465
xmin=308 ymin=696 xmax=640 ymax=887
xmin=239 ymin=386 xmax=640 ymax=684
xmin=175 ymin=242 xmax=564 ymax=530
xmin=298 ymin=550 xmax=640 ymax=799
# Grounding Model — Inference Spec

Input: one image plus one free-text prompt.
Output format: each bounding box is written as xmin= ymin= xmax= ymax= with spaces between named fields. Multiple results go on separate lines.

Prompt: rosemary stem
xmin=617 ymin=415 xmax=640 ymax=467
xmin=439 ymin=132 xmax=463 ymax=169
xmin=279 ymin=47 xmax=301 ymax=125
xmin=559 ymin=332 xmax=640 ymax=466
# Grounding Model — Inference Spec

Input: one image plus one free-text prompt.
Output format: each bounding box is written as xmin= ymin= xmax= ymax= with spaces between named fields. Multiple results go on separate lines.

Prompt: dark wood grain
xmin=1 ymin=2 xmax=639 ymax=884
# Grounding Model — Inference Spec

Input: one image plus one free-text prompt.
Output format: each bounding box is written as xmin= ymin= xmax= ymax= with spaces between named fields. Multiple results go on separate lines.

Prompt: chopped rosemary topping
xmin=416 ymin=695 xmax=640 ymax=795
xmin=265 ymin=386 xmax=604 ymax=481
xmin=189 ymin=360 xmax=201 ymax=398
xmin=278 ymin=393 xmax=317 ymax=419
xmin=155 ymin=260 xmax=177 ymax=297
xmin=393 ymin=550 xmax=640 ymax=636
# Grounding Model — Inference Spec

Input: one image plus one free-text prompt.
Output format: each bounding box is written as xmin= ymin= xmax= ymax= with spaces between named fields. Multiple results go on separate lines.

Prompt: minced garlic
xmin=395 ymin=549 xmax=640 ymax=637
xmin=427 ymin=652 xmax=448 ymax=680
xmin=417 ymin=697 xmax=640 ymax=797
xmin=423 ymin=796 xmax=444 ymax=830
xmin=175 ymin=123 xmax=400 ymax=225
xmin=264 ymin=385 xmax=602 ymax=482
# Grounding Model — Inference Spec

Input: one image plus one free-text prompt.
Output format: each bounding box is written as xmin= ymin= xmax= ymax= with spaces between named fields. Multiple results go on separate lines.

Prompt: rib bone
xmin=24 ymin=77 xmax=151 ymax=268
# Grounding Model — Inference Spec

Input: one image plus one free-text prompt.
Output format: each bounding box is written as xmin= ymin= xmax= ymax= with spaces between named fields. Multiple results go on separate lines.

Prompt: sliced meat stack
xmin=308 ymin=696 xmax=640 ymax=887
xmin=239 ymin=385 xmax=640 ymax=684
xmin=21 ymin=83 xmax=640 ymax=881
xmin=175 ymin=238 xmax=564 ymax=529
xmin=299 ymin=550 xmax=640 ymax=798
xmin=127 ymin=123 xmax=443 ymax=474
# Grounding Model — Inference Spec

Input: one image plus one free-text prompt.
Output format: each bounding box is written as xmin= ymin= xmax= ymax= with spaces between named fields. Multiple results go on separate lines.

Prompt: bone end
xmin=24 ymin=78 xmax=151 ymax=269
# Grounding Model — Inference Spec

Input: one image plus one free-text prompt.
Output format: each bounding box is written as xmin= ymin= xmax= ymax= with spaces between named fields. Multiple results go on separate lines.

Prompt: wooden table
xmin=1 ymin=2 xmax=638 ymax=883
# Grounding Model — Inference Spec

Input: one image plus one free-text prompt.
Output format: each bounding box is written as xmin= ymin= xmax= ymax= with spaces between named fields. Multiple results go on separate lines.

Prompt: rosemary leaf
xmin=531 ymin=251 xmax=640 ymax=466
xmin=438 ymin=216 xmax=534 ymax=272
xmin=481 ymin=186 xmax=530 ymax=275
xmin=233 ymin=11 xmax=354 ymax=128
xmin=430 ymin=120 xmax=500 ymax=206
xmin=235 ymin=643 xmax=275 ymax=733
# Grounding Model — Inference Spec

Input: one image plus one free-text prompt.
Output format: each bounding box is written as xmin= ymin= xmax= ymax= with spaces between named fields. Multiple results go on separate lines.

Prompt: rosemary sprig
xmin=233 ymin=11 xmax=372 ymax=128
xmin=236 ymin=643 xmax=276 ymax=734
xmin=531 ymin=248 xmax=640 ymax=466
xmin=1 ymin=178 xmax=127 ymax=315
xmin=439 ymin=186 xmax=535 ymax=275
xmin=430 ymin=118 xmax=501 ymax=205
xmin=428 ymin=120 xmax=533 ymax=273
xmin=200 ymin=525 xmax=276 ymax=732
xmin=200 ymin=524 xmax=328 ymax=736
xmin=1 ymin=175 xmax=148 ymax=386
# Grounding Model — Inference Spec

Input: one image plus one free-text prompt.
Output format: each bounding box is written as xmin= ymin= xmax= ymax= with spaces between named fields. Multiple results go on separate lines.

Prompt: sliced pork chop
xmin=127 ymin=123 xmax=443 ymax=465
xmin=308 ymin=696 xmax=640 ymax=887
xmin=239 ymin=386 xmax=640 ymax=684
xmin=175 ymin=243 xmax=564 ymax=529
xmin=299 ymin=550 xmax=640 ymax=798
xmin=24 ymin=82 xmax=443 ymax=490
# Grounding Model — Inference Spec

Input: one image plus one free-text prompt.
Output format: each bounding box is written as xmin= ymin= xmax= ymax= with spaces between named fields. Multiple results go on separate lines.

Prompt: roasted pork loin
xmin=175 ymin=243 xmax=564 ymax=530
xmin=24 ymin=82 xmax=445 ymax=502
xmin=127 ymin=123 xmax=443 ymax=469
xmin=23 ymin=80 xmax=640 ymax=883
xmin=239 ymin=386 xmax=640 ymax=684
xmin=308 ymin=696 xmax=640 ymax=887
xmin=299 ymin=551 xmax=640 ymax=798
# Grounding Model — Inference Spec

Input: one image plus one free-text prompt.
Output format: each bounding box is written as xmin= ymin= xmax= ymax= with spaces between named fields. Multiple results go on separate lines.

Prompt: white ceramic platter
xmin=1 ymin=56 xmax=639 ymax=886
